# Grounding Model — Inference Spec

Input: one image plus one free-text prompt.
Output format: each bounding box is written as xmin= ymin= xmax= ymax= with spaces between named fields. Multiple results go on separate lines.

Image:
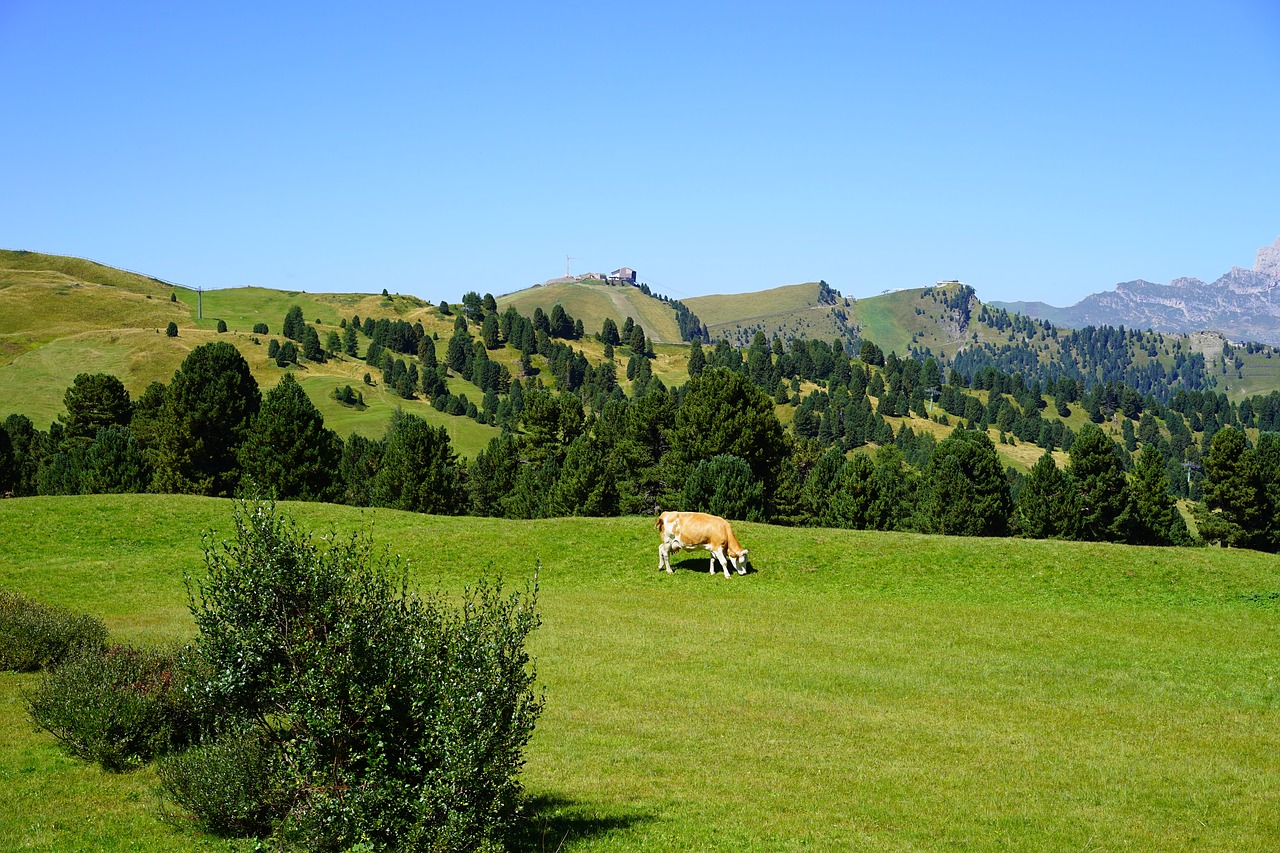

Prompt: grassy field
xmin=2 ymin=495 xmax=1278 ymax=851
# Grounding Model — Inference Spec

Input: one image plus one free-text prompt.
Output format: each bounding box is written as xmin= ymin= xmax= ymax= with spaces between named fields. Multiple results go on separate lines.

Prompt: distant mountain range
xmin=992 ymin=236 xmax=1280 ymax=345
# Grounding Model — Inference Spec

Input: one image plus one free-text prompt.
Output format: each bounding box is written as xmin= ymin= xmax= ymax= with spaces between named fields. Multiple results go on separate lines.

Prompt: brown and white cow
xmin=655 ymin=511 xmax=750 ymax=578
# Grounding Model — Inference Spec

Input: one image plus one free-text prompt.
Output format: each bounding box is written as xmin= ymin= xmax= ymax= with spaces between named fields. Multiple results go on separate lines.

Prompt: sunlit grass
xmin=2 ymin=496 xmax=1277 ymax=850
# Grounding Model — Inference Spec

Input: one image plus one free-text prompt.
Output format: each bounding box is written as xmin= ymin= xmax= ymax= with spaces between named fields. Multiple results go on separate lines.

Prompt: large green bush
xmin=25 ymin=643 xmax=199 ymax=771
xmin=169 ymin=502 xmax=543 ymax=850
xmin=0 ymin=589 xmax=107 ymax=671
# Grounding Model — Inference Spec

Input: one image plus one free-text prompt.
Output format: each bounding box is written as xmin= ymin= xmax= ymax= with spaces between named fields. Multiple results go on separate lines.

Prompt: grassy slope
xmin=0 ymin=253 xmax=497 ymax=453
xmin=684 ymin=282 xmax=852 ymax=347
xmin=498 ymin=282 xmax=684 ymax=344
xmin=2 ymin=496 xmax=1278 ymax=851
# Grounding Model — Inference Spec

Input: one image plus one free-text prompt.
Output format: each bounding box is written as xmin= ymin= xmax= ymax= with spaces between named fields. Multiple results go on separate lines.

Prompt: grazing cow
xmin=655 ymin=511 xmax=750 ymax=578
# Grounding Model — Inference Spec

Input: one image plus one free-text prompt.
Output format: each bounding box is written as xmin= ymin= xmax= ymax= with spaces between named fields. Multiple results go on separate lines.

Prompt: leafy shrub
xmin=0 ymin=590 xmax=107 ymax=672
xmin=25 ymin=644 xmax=200 ymax=771
xmin=157 ymin=724 xmax=285 ymax=836
xmin=170 ymin=502 xmax=544 ymax=850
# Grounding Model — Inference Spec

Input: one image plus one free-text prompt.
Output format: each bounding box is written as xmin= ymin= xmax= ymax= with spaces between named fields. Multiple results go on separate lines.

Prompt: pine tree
xmin=601 ymin=317 xmax=620 ymax=347
xmin=369 ymin=411 xmax=465 ymax=514
xmin=1015 ymin=450 xmax=1079 ymax=539
xmin=1067 ymin=422 xmax=1132 ymax=542
xmin=482 ymin=314 xmax=501 ymax=349
xmin=916 ymin=428 xmax=1011 ymax=536
xmin=686 ymin=338 xmax=706 ymax=376
xmin=277 ymin=340 xmax=299 ymax=367
xmin=1128 ymin=444 xmax=1191 ymax=545
xmin=282 ymin=305 xmax=306 ymax=342
xmin=1255 ymin=432 xmax=1280 ymax=550
xmin=549 ymin=434 xmax=621 ymax=517
xmin=667 ymin=368 xmax=787 ymax=500
xmin=81 ymin=425 xmax=152 ymax=494
xmin=301 ymin=326 xmax=326 ymax=362
xmin=237 ymin=373 xmax=342 ymax=501
xmin=153 ymin=342 xmax=261 ymax=496
xmin=679 ymin=454 xmax=764 ymax=521
xmin=60 ymin=373 xmax=133 ymax=443
xmin=1196 ymin=425 xmax=1269 ymax=549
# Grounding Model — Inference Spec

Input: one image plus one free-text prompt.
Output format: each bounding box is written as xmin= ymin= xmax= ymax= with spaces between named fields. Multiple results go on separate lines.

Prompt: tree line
xmin=5 ymin=294 xmax=1280 ymax=552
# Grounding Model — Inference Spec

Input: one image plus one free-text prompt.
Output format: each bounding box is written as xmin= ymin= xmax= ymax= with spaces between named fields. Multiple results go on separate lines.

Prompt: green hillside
xmin=0 ymin=251 xmax=499 ymax=453
xmin=0 ymin=249 xmax=178 ymax=293
xmin=497 ymin=281 xmax=685 ymax=343
xmin=3 ymin=496 xmax=1279 ymax=851
xmin=684 ymin=281 xmax=856 ymax=347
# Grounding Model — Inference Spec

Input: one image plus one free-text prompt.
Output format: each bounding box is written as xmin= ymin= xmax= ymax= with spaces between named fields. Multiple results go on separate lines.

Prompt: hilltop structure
xmin=538 ymin=266 xmax=639 ymax=287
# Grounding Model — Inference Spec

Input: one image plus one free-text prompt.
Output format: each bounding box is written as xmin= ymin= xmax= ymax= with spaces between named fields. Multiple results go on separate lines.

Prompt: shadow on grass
xmin=666 ymin=556 xmax=757 ymax=576
xmin=507 ymin=794 xmax=651 ymax=852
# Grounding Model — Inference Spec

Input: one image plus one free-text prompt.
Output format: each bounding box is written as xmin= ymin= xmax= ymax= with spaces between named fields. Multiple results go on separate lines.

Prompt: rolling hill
xmin=0 ymin=250 xmax=502 ymax=456
xmin=497 ymin=280 xmax=686 ymax=344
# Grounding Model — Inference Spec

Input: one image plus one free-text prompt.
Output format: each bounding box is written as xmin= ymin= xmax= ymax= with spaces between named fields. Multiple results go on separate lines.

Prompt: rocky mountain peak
xmin=991 ymin=234 xmax=1280 ymax=344
xmin=1256 ymin=235 xmax=1280 ymax=279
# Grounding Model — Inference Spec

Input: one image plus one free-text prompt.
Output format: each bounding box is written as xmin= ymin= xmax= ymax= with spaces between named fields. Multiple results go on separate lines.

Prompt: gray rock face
xmin=991 ymin=236 xmax=1280 ymax=344
xmin=1256 ymin=236 xmax=1280 ymax=278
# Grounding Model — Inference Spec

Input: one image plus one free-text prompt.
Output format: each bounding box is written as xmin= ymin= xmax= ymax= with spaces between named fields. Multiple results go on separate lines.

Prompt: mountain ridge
xmin=991 ymin=236 xmax=1280 ymax=344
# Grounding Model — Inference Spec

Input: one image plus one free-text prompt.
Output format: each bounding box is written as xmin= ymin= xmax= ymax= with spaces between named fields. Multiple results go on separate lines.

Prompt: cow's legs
xmin=658 ymin=541 xmax=673 ymax=572
xmin=711 ymin=547 xmax=731 ymax=578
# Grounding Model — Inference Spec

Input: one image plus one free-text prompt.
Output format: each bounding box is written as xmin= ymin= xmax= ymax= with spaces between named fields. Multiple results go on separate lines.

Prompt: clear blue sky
xmin=2 ymin=1 xmax=1277 ymax=307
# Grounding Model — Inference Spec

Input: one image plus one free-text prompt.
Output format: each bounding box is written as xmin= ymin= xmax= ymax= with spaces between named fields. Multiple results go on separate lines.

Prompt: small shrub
xmin=216 ymin=319 xmax=228 ymax=333
xmin=0 ymin=590 xmax=107 ymax=672
xmin=166 ymin=322 xmax=179 ymax=337
xmin=158 ymin=725 xmax=285 ymax=836
xmin=171 ymin=502 xmax=544 ymax=849
xmin=25 ymin=644 xmax=200 ymax=771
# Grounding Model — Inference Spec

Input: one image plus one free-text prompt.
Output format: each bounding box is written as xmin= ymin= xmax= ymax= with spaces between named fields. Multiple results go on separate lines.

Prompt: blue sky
xmin=2 ymin=1 xmax=1277 ymax=307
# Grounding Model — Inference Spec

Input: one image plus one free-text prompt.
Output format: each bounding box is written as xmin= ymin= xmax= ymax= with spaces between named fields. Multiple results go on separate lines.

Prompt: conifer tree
xmin=1015 ymin=450 xmax=1079 ymax=539
xmin=282 ymin=305 xmax=306 ymax=342
xmin=482 ymin=314 xmax=501 ymax=349
xmin=667 ymin=368 xmax=787 ymax=500
xmin=916 ymin=428 xmax=1011 ymax=536
xmin=685 ymin=338 xmax=705 ymax=379
xmin=1067 ymin=422 xmax=1132 ymax=542
xmin=153 ymin=342 xmax=261 ymax=496
xmin=549 ymin=433 xmax=621 ymax=517
xmin=60 ymin=373 xmax=133 ymax=443
xmin=369 ymin=411 xmax=464 ymax=514
xmin=81 ymin=425 xmax=152 ymax=494
xmin=679 ymin=453 xmax=763 ymax=521
xmin=1128 ymin=444 xmax=1191 ymax=545
xmin=1196 ymin=425 xmax=1269 ymax=549
xmin=237 ymin=373 xmax=342 ymax=501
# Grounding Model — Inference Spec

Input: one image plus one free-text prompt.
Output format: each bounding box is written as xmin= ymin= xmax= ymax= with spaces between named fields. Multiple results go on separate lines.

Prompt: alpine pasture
xmin=2 ymin=496 xmax=1277 ymax=851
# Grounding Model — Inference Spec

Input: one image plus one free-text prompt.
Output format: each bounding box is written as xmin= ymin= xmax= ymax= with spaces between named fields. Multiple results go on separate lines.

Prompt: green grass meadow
xmin=2 ymin=496 xmax=1277 ymax=850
